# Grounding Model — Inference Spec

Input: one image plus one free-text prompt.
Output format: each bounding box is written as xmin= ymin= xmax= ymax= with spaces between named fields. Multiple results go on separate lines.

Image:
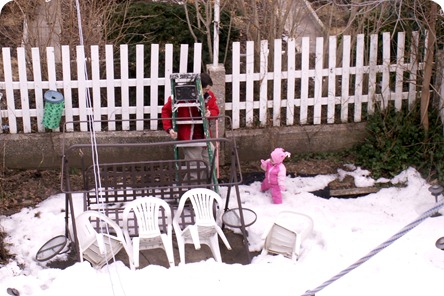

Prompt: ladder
xmin=170 ymin=73 xmax=218 ymax=191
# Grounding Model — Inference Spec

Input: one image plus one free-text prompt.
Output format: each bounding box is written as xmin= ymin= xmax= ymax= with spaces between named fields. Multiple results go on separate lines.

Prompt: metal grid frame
xmin=61 ymin=135 xmax=252 ymax=263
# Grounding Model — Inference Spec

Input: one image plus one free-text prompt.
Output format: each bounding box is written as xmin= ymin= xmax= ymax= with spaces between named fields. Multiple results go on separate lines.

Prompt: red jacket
xmin=161 ymin=90 xmax=219 ymax=140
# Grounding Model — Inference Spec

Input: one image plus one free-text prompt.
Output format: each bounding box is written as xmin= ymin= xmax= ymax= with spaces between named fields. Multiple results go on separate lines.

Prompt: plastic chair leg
xmin=132 ymin=237 xmax=140 ymax=268
xmin=208 ymin=235 xmax=222 ymax=262
xmin=160 ymin=235 xmax=175 ymax=267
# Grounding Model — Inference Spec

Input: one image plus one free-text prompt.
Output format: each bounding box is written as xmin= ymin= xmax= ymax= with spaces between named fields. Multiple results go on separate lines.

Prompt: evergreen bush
xmin=353 ymin=102 xmax=444 ymax=183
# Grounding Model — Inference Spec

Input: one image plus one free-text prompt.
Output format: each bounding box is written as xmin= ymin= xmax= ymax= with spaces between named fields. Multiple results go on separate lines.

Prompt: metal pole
xmin=213 ymin=0 xmax=220 ymax=67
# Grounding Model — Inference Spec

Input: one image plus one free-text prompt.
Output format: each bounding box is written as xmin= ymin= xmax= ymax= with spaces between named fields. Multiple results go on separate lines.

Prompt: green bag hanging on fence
xmin=42 ymin=90 xmax=64 ymax=129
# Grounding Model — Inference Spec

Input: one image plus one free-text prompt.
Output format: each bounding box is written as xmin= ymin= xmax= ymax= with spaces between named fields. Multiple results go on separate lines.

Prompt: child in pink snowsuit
xmin=261 ymin=148 xmax=291 ymax=204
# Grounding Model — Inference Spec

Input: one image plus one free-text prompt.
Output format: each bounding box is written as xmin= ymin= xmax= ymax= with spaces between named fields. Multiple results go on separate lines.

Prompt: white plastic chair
xmin=122 ymin=197 xmax=175 ymax=268
xmin=261 ymin=211 xmax=314 ymax=261
xmin=75 ymin=210 xmax=133 ymax=269
xmin=173 ymin=188 xmax=232 ymax=264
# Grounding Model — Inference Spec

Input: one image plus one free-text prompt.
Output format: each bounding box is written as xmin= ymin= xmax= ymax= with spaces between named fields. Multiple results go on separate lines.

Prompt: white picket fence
xmin=0 ymin=31 xmax=436 ymax=134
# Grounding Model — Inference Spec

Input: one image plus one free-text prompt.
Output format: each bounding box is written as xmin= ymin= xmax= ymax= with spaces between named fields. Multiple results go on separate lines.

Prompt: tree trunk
xmin=420 ymin=1 xmax=437 ymax=132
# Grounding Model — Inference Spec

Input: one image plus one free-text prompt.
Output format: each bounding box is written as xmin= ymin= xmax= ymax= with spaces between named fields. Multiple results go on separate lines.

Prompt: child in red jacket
xmin=161 ymin=73 xmax=219 ymax=176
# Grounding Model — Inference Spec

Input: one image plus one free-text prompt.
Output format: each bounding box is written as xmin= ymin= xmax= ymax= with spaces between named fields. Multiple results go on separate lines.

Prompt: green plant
xmin=352 ymin=101 xmax=444 ymax=183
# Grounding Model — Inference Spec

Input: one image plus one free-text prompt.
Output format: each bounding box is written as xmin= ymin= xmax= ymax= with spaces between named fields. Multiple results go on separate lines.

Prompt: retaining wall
xmin=0 ymin=122 xmax=367 ymax=169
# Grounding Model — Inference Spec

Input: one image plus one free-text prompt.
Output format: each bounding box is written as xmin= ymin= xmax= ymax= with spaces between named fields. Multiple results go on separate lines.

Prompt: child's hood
xmin=271 ymin=148 xmax=291 ymax=164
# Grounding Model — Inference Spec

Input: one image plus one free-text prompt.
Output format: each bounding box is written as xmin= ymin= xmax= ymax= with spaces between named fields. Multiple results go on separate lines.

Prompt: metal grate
xmin=83 ymin=159 xmax=213 ymax=235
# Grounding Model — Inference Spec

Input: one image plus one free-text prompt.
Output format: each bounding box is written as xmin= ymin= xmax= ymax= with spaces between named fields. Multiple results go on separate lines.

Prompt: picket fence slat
xmin=150 ymin=44 xmax=159 ymax=131
xmin=3 ymin=48 xmax=16 ymax=133
xmin=62 ymin=45 xmax=74 ymax=132
xmin=136 ymin=44 xmax=144 ymax=131
xmin=245 ymin=41 xmax=254 ymax=127
xmin=179 ymin=44 xmax=188 ymax=73
xmin=313 ymin=37 xmax=323 ymax=125
xmin=300 ymin=37 xmax=309 ymax=124
xmin=0 ymin=31 xmax=437 ymax=134
xmin=286 ymin=38 xmax=296 ymax=126
xmin=354 ymin=34 xmax=364 ymax=122
xmin=105 ymin=44 xmax=116 ymax=132
xmin=31 ymin=48 xmax=45 ymax=132
xmin=193 ymin=43 xmax=202 ymax=73
xmin=395 ymin=32 xmax=406 ymax=111
xmin=341 ymin=35 xmax=351 ymax=123
xmin=46 ymin=47 xmax=62 ymax=128
xmin=120 ymin=45 xmax=130 ymax=131
xmin=259 ymin=40 xmax=268 ymax=127
xmin=17 ymin=48 xmax=31 ymax=133
xmin=231 ymin=42 xmax=241 ymax=129
xmin=327 ymin=36 xmax=337 ymax=124
xmin=368 ymin=34 xmax=378 ymax=115
xmin=382 ymin=32 xmax=391 ymax=108
xmin=91 ymin=46 xmax=101 ymax=132
xmin=164 ymin=43 xmax=174 ymax=105
xmin=273 ymin=39 xmax=282 ymax=126
xmin=408 ymin=31 xmax=419 ymax=108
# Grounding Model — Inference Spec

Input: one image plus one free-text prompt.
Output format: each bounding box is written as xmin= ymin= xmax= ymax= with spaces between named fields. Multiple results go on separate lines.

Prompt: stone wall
xmin=1 ymin=123 xmax=367 ymax=169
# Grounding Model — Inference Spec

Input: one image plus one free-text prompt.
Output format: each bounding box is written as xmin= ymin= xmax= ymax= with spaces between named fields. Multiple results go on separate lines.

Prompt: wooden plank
xmin=286 ymin=38 xmax=296 ymax=125
xmin=341 ymin=35 xmax=350 ymax=123
xmin=46 ymin=47 xmax=60 ymax=132
xmin=164 ymin=44 xmax=174 ymax=104
xmin=354 ymin=34 xmax=364 ymax=122
xmin=193 ymin=43 xmax=202 ymax=73
xmin=259 ymin=40 xmax=268 ymax=127
xmin=76 ymin=45 xmax=88 ymax=132
xmin=61 ymin=45 xmax=74 ymax=132
xmin=120 ymin=44 xmax=130 ymax=130
xmin=300 ymin=37 xmax=309 ymax=124
xmin=2 ymin=48 xmax=16 ymax=133
xmin=245 ymin=41 xmax=254 ymax=127
xmin=381 ymin=32 xmax=391 ymax=109
xmin=408 ymin=31 xmax=419 ymax=109
xmin=368 ymin=34 xmax=378 ymax=114
xmin=91 ymin=45 xmax=102 ymax=132
xmin=179 ymin=44 xmax=188 ymax=73
xmin=330 ymin=187 xmax=379 ymax=197
xmin=395 ymin=32 xmax=405 ymax=111
xmin=327 ymin=36 xmax=337 ymax=124
xmin=135 ymin=44 xmax=144 ymax=130
xmin=231 ymin=42 xmax=241 ymax=129
xmin=105 ymin=44 xmax=116 ymax=131
xmin=32 ymin=47 xmax=45 ymax=132
xmin=150 ymin=44 xmax=159 ymax=130
xmin=272 ymin=39 xmax=282 ymax=126
xmin=313 ymin=37 xmax=323 ymax=124
xmin=17 ymin=47 xmax=31 ymax=133
xmin=46 ymin=47 xmax=57 ymax=90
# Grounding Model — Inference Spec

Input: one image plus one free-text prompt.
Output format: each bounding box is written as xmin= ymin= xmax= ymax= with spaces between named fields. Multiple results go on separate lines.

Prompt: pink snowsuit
xmin=260 ymin=148 xmax=291 ymax=204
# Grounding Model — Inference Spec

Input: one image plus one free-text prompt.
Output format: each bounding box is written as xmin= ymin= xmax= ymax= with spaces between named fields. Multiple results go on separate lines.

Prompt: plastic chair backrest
xmin=178 ymin=188 xmax=221 ymax=226
xmin=123 ymin=197 xmax=172 ymax=237
xmin=76 ymin=210 xmax=123 ymax=250
xmin=75 ymin=210 xmax=130 ymax=268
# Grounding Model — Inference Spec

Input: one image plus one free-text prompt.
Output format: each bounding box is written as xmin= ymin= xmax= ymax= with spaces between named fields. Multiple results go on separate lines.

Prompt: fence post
xmin=207 ymin=64 xmax=226 ymax=165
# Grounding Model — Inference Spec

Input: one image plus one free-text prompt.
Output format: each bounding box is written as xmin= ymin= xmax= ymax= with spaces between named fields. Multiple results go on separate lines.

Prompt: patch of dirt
xmin=0 ymin=168 xmax=83 ymax=217
xmin=0 ymin=169 xmax=62 ymax=216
